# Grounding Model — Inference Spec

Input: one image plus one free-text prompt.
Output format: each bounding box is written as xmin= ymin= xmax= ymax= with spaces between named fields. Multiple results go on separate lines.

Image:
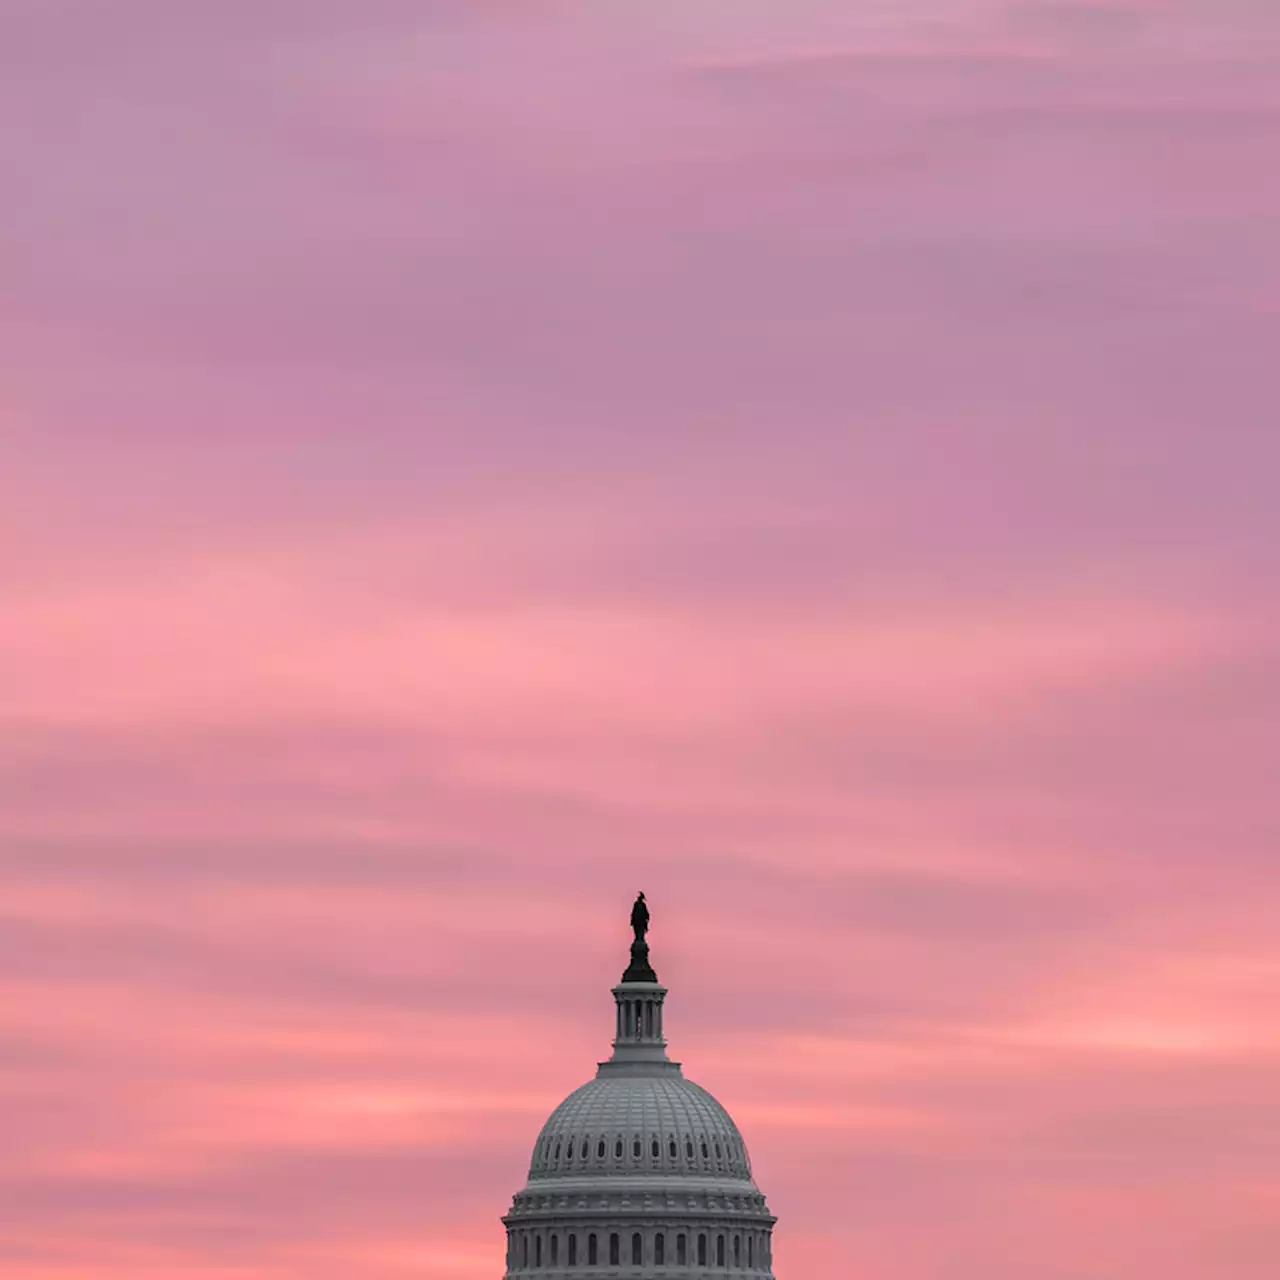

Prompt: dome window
xmin=550 ymin=1234 xmax=559 ymax=1265
xmin=581 ymin=1139 xmax=588 ymax=1159
xmin=536 ymin=1236 xmax=542 ymax=1268
xmin=597 ymin=1140 xmax=605 ymax=1158
xmin=734 ymin=1234 xmax=741 ymax=1267
xmin=697 ymin=1234 xmax=707 ymax=1267
xmin=615 ymin=1139 xmax=623 ymax=1159
xmin=669 ymin=1138 xmax=677 ymax=1159
xmin=717 ymin=1234 xmax=726 ymax=1267
xmin=568 ymin=1233 xmax=577 ymax=1266
xmin=715 ymin=1140 xmax=722 ymax=1159
xmin=651 ymin=1138 xmax=660 ymax=1158
xmin=588 ymin=1234 xmax=598 ymax=1265
xmin=748 ymin=1236 xmax=754 ymax=1268
xmin=609 ymin=1233 xmax=620 ymax=1266
xmin=632 ymin=1138 xmax=641 ymax=1158
xmin=554 ymin=1142 xmax=561 ymax=1161
xmin=631 ymin=1233 xmax=643 ymax=1265
xmin=685 ymin=1139 xmax=694 ymax=1160
xmin=701 ymin=1141 xmax=709 ymax=1160
xmin=677 ymin=1234 xmax=687 ymax=1265
xmin=655 ymin=1232 xmax=665 ymax=1265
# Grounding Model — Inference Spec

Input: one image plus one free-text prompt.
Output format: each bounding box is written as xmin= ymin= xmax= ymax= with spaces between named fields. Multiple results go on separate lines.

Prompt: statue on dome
xmin=630 ymin=892 xmax=649 ymax=941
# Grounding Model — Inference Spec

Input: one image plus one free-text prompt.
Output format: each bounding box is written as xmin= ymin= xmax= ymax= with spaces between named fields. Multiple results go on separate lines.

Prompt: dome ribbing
xmin=528 ymin=1074 xmax=754 ymax=1182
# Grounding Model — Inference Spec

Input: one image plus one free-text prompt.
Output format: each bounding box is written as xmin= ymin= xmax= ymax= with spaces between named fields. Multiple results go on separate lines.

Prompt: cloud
xmin=2 ymin=0 xmax=1278 ymax=1277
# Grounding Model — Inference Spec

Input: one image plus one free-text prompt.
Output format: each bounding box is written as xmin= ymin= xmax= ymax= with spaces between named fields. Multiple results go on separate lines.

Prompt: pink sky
xmin=3 ymin=1 xmax=1279 ymax=1277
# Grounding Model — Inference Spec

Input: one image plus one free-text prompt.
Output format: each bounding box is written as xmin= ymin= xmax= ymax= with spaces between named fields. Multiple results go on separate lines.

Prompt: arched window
xmin=550 ymin=1235 xmax=559 ymax=1266
xmin=632 ymin=1233 xmax=642 ymax=1265
xmin=609 ymin=1233 xmax=620 ymax=1266
xmin=734 ymin=1234 xmax=741 ymax=1267
xmin=554 ymin=1141 xmax=561 ymax=1161
xmin=669 ymin=1138 xmax=677 ymax=1159
xmin=651 ymin=1138 xmax=660 ymax=1158
xmin=535 ymin=1235 xmax=542 ymax=1268
xmin=568 ymin=1233 xmax=577 ymax=1266
xmin=717 ymin=1234 xmax=726 ymax=1267
xmin=522 ymin=1234 xmax=529 ymax=1268
xmin=632 ymin=1137 xmax=641 ymax=1158
xmin=655 ymin=1232 xmax=665 ymax=1265
xmin=701 ymin=1141 xmax=709 ymax=1160
xmin=615 ymin=1139 xmax=623 ymax=1159
xmin=698 ymin=1234 xmax=708 ymax=1267
xmin=598 ymin=1139 xmax=606 ymax=1158
xmin=715 ymin=1140 xmax=722 ymax=1159
xmin=685 ymin=1139 xmax=694 ymax=1160
xmin=677 ymin=1233 xmax=687 ymax=1265
xmin=581 ymin=1139 xmax=588 ymax=1159
xmin=748 ymin=1235 xmax=754 ymax=1268
xmin=588 ymin=1234 xmax=598 ymax=1265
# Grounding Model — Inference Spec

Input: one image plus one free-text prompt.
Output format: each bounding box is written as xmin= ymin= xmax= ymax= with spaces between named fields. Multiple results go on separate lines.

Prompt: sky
xmin=2 ymin=1 xmax=1279 ymax=1277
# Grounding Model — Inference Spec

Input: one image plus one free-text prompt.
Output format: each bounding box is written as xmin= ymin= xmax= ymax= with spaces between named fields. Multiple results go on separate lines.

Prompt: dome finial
xmin=621 ymin=891 xmax=657 ymax=983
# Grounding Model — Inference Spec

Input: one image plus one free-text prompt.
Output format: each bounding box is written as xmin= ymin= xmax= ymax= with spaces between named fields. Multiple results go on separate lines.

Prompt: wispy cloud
xmin=2 ymin=0 xmax=1278 ymax=1277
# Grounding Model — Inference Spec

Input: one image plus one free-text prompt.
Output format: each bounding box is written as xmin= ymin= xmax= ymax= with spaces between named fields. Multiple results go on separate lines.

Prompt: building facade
xmin=501 ymin=899 xmax=777 ymax=1277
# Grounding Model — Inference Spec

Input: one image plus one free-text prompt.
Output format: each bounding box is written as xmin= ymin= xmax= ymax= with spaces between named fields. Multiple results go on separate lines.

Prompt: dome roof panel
xmin=528 ymin=1073 xmax=754 ymax=1182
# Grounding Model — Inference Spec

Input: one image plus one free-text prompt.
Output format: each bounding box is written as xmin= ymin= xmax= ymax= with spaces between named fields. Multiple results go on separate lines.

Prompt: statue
xmin=630 ymin=891 xmax=649 ymax=941
xmin=621 ymin=892 xmax=657 ymax=983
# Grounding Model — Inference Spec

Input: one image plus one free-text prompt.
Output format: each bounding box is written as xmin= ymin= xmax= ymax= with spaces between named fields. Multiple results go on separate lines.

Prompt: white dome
xmin=529 ymin=1073 xmax=754 ymax=1182
xmin=501 ymin=904 xmax=776 ymax=1277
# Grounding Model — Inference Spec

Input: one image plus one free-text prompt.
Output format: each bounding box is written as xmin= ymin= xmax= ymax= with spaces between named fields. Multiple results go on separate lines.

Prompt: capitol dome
xmin=502 ymin=895 xmax=777 ymax=1277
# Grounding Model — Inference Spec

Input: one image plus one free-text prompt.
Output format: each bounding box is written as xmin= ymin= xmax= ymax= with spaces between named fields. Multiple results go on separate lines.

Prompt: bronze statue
xmin=630 ymin=891 xmax=649 ymax=941
xmin=621 ymin=892 xmax=657 ymax=984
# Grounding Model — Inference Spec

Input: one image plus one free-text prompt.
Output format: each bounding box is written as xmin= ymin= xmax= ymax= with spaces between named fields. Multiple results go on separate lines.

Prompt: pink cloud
xmin=2 ymin=0 xmax=1278 ymax=1277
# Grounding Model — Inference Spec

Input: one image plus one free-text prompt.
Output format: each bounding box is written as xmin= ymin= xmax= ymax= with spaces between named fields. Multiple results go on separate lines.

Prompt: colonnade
xmin=506 ymin=1225 xmax=772 ymax=1274
xmin=615 ymin=994 xmax=664 ymax=1043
